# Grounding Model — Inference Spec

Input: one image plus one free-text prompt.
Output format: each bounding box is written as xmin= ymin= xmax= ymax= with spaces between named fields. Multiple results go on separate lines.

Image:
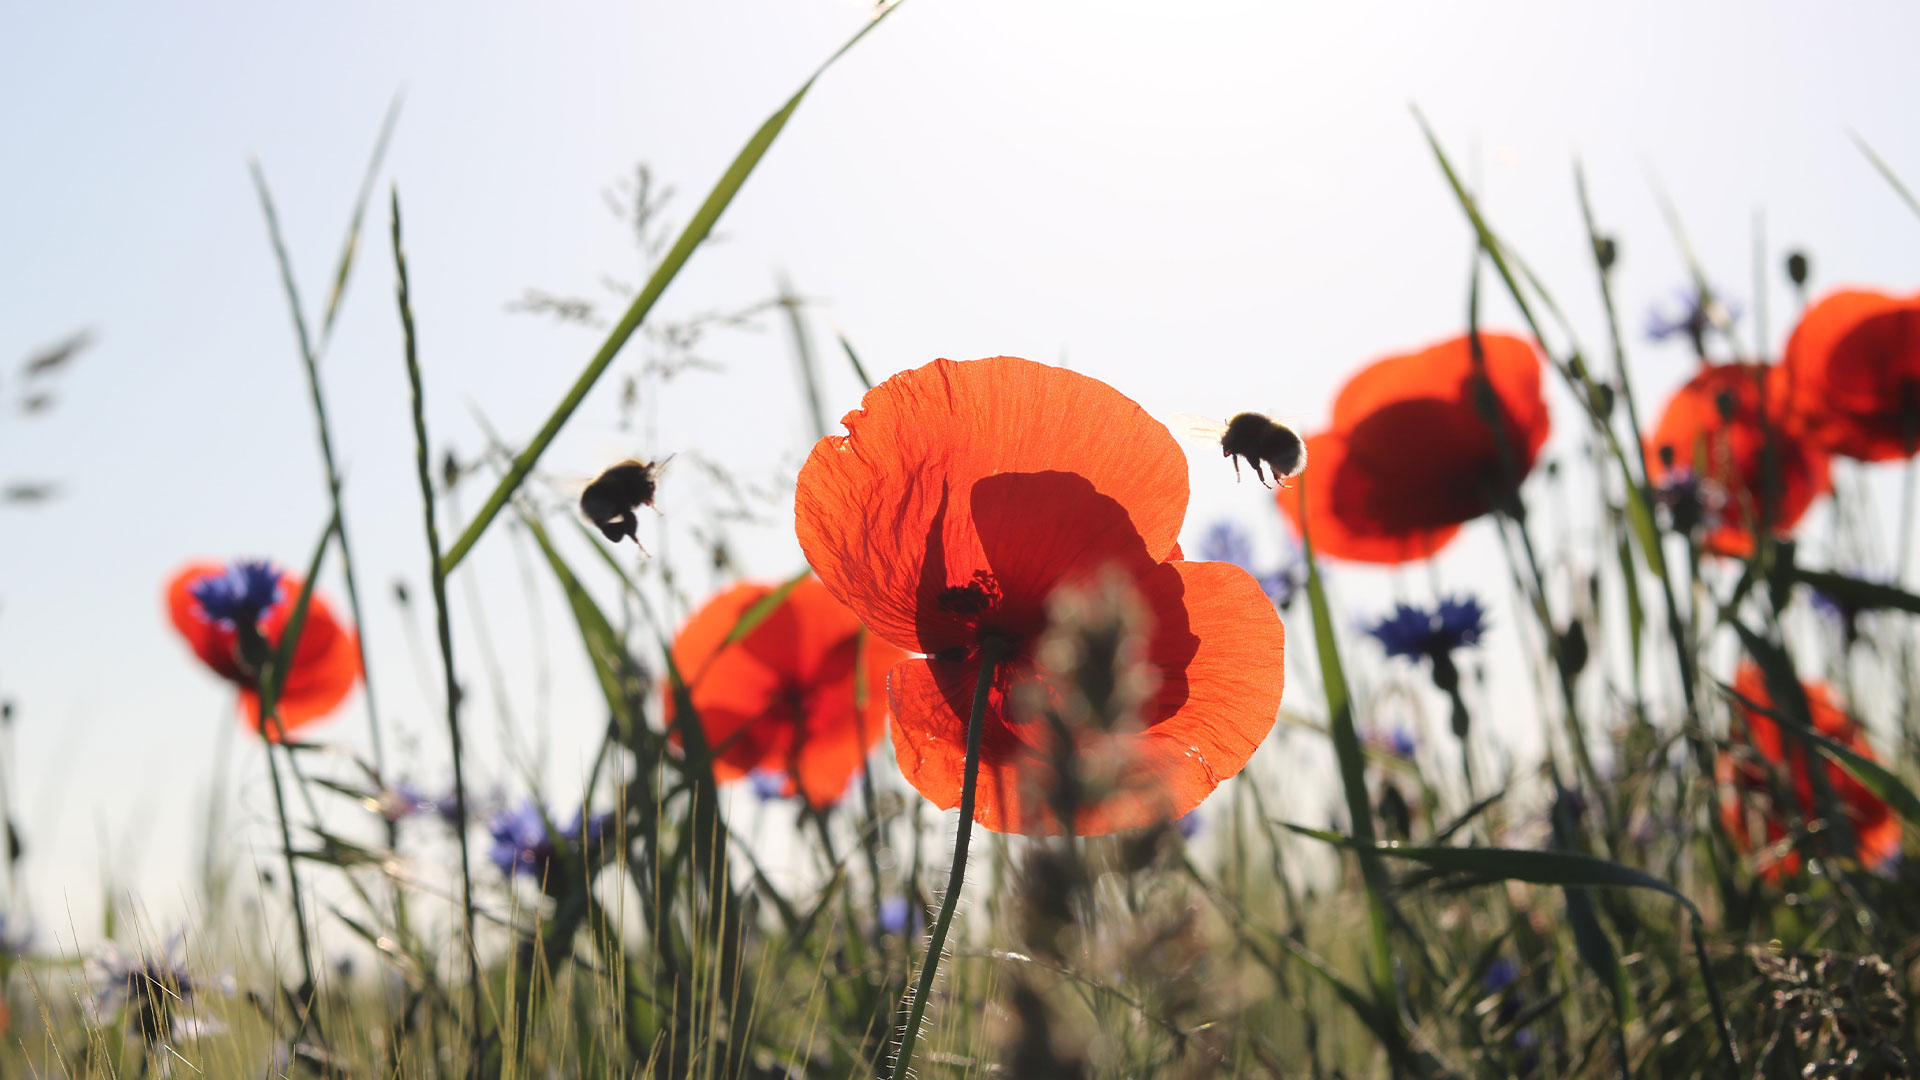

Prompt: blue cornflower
xmin=748 ymin=769 xmax=788 ymax=802
xmin=880 ymin=896 xmax=923 ymax=938
xmin=90 ymin=934 xmax=233 ymax=1046
xmin=1482 ymin=956 xmax=1521 ymax=995
xmin=1367 ymin=728 xmax=1418 ymax=759
xmin=1196 ymin=520 xmax=1299 ymax=608
xmin=1198 ymin=522 xmax=1256 ymax=569
xmin=1645 ymin=285 xmax=1740 ymax=345
xmin=1365 ymin=596 xmax=1487 ymax=662
xmin=487 ymin=799 xmax=614 ymax=883
xmin=1176 ymin=809 xmax=1203 ymax=838
xmin=188 ymin=559 xmax=283 ymax=630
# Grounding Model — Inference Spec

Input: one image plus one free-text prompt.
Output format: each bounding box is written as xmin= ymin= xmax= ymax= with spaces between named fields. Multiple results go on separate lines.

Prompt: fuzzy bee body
xmin=580 ymin=459 xmax=662 ymax=545
xmin=1168 ymin=411 xmax=1306 ymax=487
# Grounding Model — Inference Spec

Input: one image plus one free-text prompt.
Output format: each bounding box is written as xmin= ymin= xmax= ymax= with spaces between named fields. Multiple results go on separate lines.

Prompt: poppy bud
xmin=0 ymin=700 xmax=10 ymax=725
xmin=1377 ymin=784 xmax=1413 ymax=842
xmin=1558 ymin=620 xmax=1589 ymax=680
xmin=1785 ymin=251 xmax=1810 ymax=287
xmin=1430 ymin=650 xmax=1461 ymax=695
xmin=440 ymin=449 xmax=464 ymax=492
xmin=1016 ymin=847 xmax=1084 ymax=961
xmin=1593 ymin=235 xmax=1618 ymax=271
xmin=1593 ymin=382 xmax=1616 ymax=420
xmin=392 ymin=579 xmax=411 ymax=607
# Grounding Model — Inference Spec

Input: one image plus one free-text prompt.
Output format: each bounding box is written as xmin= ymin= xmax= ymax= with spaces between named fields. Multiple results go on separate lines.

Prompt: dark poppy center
xmin=936 ymin=571 xmax=1002 ymax=618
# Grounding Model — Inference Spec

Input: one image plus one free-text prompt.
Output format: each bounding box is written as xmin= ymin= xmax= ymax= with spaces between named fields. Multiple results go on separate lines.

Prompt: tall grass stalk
xmin=390 ymin=189 xmax=486 ymax=1065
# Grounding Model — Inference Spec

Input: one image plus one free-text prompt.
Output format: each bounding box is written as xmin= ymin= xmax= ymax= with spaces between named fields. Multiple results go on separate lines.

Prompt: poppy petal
xmin=668 ymin=578 xmax=902 ymax=809
xmin=888 ymin=560 xmax=1283 ymax=835
xmin=796 ymin=357 xmax=1188 ymax=654
xmin=1647 ymin=363 xmax=1830 ymax=557
xmin=1278 ymin=433 xmax=1463 ymax=564
xmin=165 ymin=562 xmax=246 ymax=683
xmin=1776 ymin=289 xmax=1920 ymax=461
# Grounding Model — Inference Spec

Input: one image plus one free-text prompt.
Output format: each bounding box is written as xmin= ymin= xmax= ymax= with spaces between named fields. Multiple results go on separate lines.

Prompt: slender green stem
xmin=249 ymin=160 xmax=389 ymax=775
xmin=391 ymin=190 xmax=485 ymax=1063
xmin=886 ymin=643 xmax=1003 ymax=1080
xmin=259 ymin=716 xmax=320 ymax=1022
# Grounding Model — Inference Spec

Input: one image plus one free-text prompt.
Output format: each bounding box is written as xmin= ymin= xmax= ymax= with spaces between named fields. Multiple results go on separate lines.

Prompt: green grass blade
xmin=721 ymin=568 xmax=811 ymax=649
xmin=1717 ymin=675 xmax=1920 ymax=829
xmin=519 ymin=511 xmax=636 ymax=732
xmin=1291 ymin=479 xmax=1406 ymax=1046
xmin=439 ymin=6 xmax=902 ymax=575
xmin=260 ymin=512 xmax=340 ymax=715
xmin=1794 ymin=567 xmax=1920 ymax=616
xmin=1281 ymin=825 xmax=1696 ymax=913
xmin=839 ymin=333 xmax=875 ymax=391
xmin=319 ymin=93 xmax=405 ymax=349
xmin=1851 ymin=131 xmax=1920 ymax=223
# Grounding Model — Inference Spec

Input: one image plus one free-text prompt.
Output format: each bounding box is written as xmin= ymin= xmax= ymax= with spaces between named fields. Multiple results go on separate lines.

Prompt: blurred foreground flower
xmin=666 ymin=577 xmax=904 ymax=809
xmin=1774 ymin=288 xmax=1920 ymax=461
xmin=487 ymin=800 xmax=615 ymax=885
xmin=1280 ymin=333 xmax=1550 ymax=563
xmin=795 ymin=356 xmax=1285 ymax=834
xmin=165 ymin=559 xmax=361 ymax=740
xmin=1719 ymin=663 xmax=1900 ymax=877
xmin=89 ymin=935 xmax=232 ymax=1047
xmin=1645 ymin=284 xmax=1740 ymax=350
xmin=1647 ymin=362 xmax=1829 ymax=555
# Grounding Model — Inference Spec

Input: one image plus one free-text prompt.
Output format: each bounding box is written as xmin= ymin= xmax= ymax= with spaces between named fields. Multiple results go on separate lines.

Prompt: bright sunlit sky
xmin=5 ymin=1 xmax=1920 ymax=945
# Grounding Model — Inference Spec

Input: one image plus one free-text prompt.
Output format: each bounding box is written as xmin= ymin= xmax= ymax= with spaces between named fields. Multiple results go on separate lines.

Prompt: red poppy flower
xmin=1772 ymin=288 xmax=1920 ymax=461
xmin=1718 ymin=662 xmax=1900 ymax=876
xmin=1646 ymin=362 xmax=1829 ymax=557
xmin=166 ymin=560 xmax=361 ymax=741
xmin=664 ymin=577 xmax=905 ymax=809
xmin=1278 ymin=333 xmax=1550 ymax=564
xmin=795 ymin=356 xmax=1286 ymax=836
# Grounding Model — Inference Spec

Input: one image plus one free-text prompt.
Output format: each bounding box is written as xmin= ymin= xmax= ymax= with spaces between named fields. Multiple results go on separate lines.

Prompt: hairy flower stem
xmin=886 ymin=642 xmax=1004 ymax=1080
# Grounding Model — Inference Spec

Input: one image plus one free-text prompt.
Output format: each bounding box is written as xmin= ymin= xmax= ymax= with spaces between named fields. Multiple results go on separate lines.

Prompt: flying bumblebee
xmin=579 ymin=458 xmax=665 ymax=546
xmin=1167 ymin=412 xmax=1307 ymax=487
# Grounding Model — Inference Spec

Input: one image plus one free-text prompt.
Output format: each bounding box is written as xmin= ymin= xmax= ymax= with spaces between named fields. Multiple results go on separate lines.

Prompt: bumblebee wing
xmin=1163 ymin=413 xmax=1230 ymax=445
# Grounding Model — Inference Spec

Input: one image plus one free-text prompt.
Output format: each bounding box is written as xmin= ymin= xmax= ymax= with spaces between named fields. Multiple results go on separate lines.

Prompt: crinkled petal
xmin=796 ymin=357 xmax=1187 ymax=653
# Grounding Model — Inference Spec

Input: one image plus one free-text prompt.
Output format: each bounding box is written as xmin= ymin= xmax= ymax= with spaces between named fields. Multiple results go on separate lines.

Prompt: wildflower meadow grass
xmin=11 ymin=5 xmax=1920 ymax=1078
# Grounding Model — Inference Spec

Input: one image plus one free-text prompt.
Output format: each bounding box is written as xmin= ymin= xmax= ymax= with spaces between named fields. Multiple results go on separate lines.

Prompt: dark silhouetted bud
xmin=1786 ymin=251 xmax=1810 ymax=287
xmin=1559 ymin=620 xmax=1589 ymax=681
xmin=1594 ymin=235 xmax=1618 ymax=271
xmin=1377 ymin=784 xmax=1412 ymax=842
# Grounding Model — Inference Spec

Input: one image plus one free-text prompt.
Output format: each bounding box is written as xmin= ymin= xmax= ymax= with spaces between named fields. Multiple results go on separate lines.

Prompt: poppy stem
xmin=885 ymin=643 xmax=1003 ymax=1080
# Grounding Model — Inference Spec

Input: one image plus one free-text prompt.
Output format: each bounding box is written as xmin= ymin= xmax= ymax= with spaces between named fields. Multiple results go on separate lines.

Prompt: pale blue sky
xmin=4 ymin=1 xmax=1919 ymax=945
